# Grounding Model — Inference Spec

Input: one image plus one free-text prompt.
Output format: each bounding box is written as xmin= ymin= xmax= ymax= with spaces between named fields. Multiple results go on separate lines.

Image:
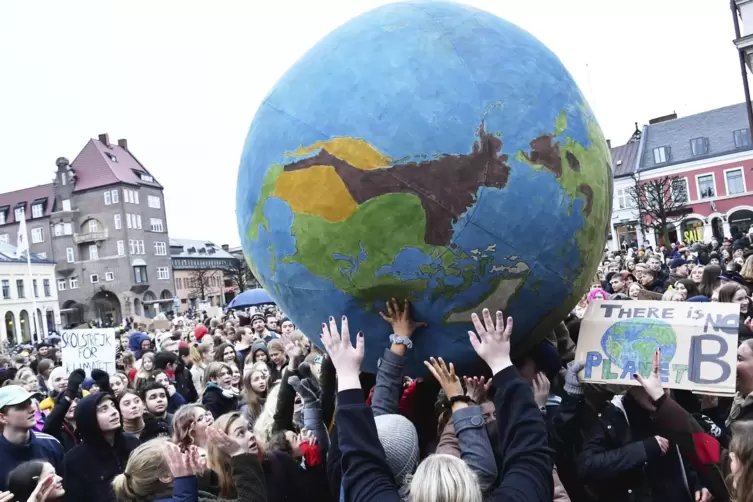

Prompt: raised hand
xmin=280 ymin=332 xmax=303 ymax=359
xmin=424 ymin=357 xmax=463 ymax=399
xmin=464 ymin=376 xmax=492 ymax=403
xmin=320 ymin=315 xmax=363 ymax=391
xmin=633 ymin=349 xmax=664 ymax=401
xmin=532 ymin=372 xmax=550 ymax=408
xmin=298 ymin=429 xmax=317 ymax=446
xmin=379 ymin=298 xmax=426 ymax=339
xmin=206 ymin=426 xmax=244 ymax=457
xmin=164 ymin=443 xmax=206 ymax=476
xmin=0 ymin=492 xmax=12 ymax=502
xmin=26 ymin=474 xmax=56 ymax=502
xmin=469 ymin=309 xmax=513 ymax=375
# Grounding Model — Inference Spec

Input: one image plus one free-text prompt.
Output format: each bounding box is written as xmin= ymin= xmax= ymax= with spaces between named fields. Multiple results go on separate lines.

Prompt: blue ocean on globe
xmin=601 ymin=319 xmax=677 ymax=373
xmin=236 ymin=1 xmax=612 ymax=374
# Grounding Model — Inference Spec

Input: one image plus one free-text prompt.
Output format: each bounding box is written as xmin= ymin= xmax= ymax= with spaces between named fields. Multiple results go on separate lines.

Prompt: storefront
xmin=729 ymin=209 xmax=753 ymax=237
xmin=681 ymin=218 xmax=704 ymax=244
xmin=614 ymin=221 xmax=639 ymax=248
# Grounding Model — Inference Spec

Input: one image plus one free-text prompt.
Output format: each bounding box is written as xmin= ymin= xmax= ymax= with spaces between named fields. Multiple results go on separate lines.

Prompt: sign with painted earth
xmin=602 ymin=318 xmax=678 ymax=374
xmin=236 ymin=2 xmax=612 ymax=373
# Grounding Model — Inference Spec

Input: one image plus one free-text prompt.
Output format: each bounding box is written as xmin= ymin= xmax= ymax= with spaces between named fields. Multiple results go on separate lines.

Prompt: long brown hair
xmin=172 ymin=404 xmax=205 ymax=451
xmin=729 ymin=421 xmax=753 ymax=502
xmin=208 ymin=412 xmax=264 ymax=499
xmin=241 ymin=370 xmax=266 ymax=420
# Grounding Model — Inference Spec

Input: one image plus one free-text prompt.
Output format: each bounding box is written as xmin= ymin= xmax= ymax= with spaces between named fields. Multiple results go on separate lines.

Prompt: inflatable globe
xmin=236 ymin=2 xmax=612 ymax=374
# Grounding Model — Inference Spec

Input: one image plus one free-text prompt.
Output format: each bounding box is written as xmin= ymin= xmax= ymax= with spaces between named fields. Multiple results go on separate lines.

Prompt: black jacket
xmin=201 ymin=383 xmax=238 ymax=419
xmin=174 ymin=363 xmax=198 ymax=403
xmin=577 ymin=395 xmax=701 ymax=502
xmin=42 ymin=393 xmax=81 ymax=453
xmin=62 ymin=392 xmax=141 ymax=502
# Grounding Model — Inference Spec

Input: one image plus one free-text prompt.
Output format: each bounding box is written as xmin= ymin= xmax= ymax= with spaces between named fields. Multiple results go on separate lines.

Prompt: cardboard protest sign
xmin=575 ymin=300 xmax=739 ymax=396
xmin=60 ymin=328 xmax=117 ymax=376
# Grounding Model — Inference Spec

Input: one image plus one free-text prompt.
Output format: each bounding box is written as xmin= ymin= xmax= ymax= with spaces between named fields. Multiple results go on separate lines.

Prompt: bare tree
xmin=226 ymin=256 xmax=259 ymax=292
xmin=186 ymin=269 xmax=223 ymax=301
xmin=629 ymin=173 xmax=689 ymax=247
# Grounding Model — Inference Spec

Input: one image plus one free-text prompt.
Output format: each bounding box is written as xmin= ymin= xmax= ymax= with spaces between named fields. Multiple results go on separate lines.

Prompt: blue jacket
xmin=128 ymin=332 xmax=151 ymax=359
xmin=0 ymin=430 xmax=64 ymax=491
xmin=153 ymin=476 xmax=198 ymax=502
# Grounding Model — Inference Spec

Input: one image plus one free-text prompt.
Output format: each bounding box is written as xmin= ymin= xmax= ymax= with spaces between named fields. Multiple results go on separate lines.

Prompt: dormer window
xmin=653 ymin=146 xmax=670 ymax=165
xmin=31 ymin=204 xmax=43 ymax=219
xmin=690 ymin=137 xmax=709 ymax=157
xmin=105 ymin=152 xmax=118 ymax=163
xmin=140 ymin=173 xmax=154 ymax=182
xmin=0 ymin=207 xmax=8 ymax=225
xmin=14 ymin=206 xmax=25 ymax=222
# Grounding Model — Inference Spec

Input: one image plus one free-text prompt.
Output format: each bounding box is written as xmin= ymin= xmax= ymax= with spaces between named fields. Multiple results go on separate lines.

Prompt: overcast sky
xmin=0 ymin=0 xmax=744 ymax=247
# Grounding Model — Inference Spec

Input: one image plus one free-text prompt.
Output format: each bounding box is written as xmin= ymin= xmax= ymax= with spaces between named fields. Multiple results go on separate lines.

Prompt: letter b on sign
xmin=689 ymin=334 xmax=730 ymax=385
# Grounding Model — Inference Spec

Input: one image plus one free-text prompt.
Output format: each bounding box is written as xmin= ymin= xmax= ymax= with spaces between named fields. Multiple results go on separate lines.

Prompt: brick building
xmin=0 ymin=134 xmax=174 ymax=327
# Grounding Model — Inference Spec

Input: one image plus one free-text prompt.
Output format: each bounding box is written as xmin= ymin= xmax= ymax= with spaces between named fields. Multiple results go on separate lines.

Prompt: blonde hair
xmin=408 ymin=454 xmax=482 ymax=502
xmin=172 ymin=404 xmax=206 ymax=451
xmin=742 ymin=255 xmax=753 ymax=281
xmin=112 ymin=439 xmax=171 ymax=501
xmin=252 ymin=383 xmax=280 ymax=445
xmin=661 ymin=290 xmax=684 ymax=302
xmin=204 ymin=362 xmax=231 ymax=386
xmin=208 ymin=413 xmax=243 ymax=499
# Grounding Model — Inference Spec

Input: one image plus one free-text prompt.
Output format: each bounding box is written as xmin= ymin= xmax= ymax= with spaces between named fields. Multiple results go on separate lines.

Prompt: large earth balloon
xmin=236 ymin=1 xmax=612 ymax=374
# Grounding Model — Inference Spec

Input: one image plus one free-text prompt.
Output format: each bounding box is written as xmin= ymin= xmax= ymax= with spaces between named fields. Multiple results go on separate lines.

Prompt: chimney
xmin=117 ymin=138 xmax=128 ymax=149
xmin=98 ymin=133 xmax=110 ymax=146
xmin=606 ymin=139 xmax=612 ymax=149
xmin=221 ymin=244 xmax=229 ymax=251
xmin=648 ymin=112 xmax=678 ymax=125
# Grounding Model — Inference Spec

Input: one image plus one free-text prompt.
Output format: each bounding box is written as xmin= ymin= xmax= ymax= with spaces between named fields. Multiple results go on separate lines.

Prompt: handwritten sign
xmin=60 ymin=329 xmax=116 ymax=376
xmin=575 ymin=300 xmax=740 ymax=396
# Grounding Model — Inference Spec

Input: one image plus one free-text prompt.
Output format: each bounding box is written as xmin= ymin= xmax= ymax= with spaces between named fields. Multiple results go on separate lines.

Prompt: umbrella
xmin=225 ymin=288 xmax=274 ymax=310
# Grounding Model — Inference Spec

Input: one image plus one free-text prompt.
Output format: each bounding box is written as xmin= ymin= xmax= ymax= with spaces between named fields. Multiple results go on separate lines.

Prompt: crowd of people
xmin=0 ymin=234 xmax=752 ymax=501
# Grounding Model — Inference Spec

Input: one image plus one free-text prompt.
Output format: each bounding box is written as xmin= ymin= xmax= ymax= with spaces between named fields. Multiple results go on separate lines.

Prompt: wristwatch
xmin=389 ymin=334 xmax=413 ymax=349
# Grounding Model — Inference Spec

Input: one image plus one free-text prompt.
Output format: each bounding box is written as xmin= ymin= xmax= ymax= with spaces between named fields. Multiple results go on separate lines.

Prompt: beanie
xmin=194 ymin=324 xmax=209 ymax=342
xmin=373 ymin=414 xmax=419 ymax=485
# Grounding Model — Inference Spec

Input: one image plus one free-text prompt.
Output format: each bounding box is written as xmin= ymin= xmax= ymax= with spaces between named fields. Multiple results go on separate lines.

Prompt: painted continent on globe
xmin=601 ymin=319 xmax=677 ymax=375
xmin=236 ymin=1 xmax=613 ymax=374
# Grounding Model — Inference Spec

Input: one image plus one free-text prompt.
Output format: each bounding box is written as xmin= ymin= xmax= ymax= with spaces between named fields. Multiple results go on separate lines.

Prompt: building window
xmin=114 ymin=214 xmax=121 ymax=230
xmin=105 ymin=272 xmax=114 ymax=281
xmin=61 ymin=199 xmax=71 ymax=211
xmin=33 ymin=279 xmax=38 ymax=298
xmin=124 ymin=189 xmax=140 ymax=204
xmin=111 ymin=189 xmax=119 ymax=204
xmin=148 ymin=195 xmax=161 ymax=209
xmin=157 ymin=267 xmax=170 ymax=280
xmin=90 ymin=274 xmax=99 ymax=284
xmin=735 ymin=128 xmax=751 ymax=148
xmin=66 ymin=247 xmax=74 ymax=263
xmin=150 ymin=218 xmax=164 ymax=232
xmin=697 ymin=174 xmax=715 ymax=199
xmin=135 ymin=215 xmax=142 ymax=230
xmin=117 ymin=240 xmax=125 ymax=256
xmin=0 ymin=212 xmax=5 ymax=225
xmin=89 ymin=244 xmax=98 ymax=261
xmin=14 ymin=207 xmax=25 ymax=222
xmin=57 ymin=279 xmax=66 ymax=291
xmin=16 ymin=279 xmax=24 ymax=298
xmin=31 ymin=204 xmax=43 ymax=218
xmin=43 ymin=279 xmax=50 ymax=297
xmin=140 ymin=173 xmax=154 ymax=182
xmin=615 ymin=187 xmax=633 ymax=209
xmin=31 ymin=227 xmax=43 ymax=243
xmin=54 ymin=223 xmax=63 ymax=236
xmin=653 ymin=146 xmax=669 ymax=165
xmin=690 ymin=137 xmax=708 ymax=156
xmin=129 ymin=240 xmax=135 ymax=255
xmin=726 ymin=168 xmax=746 ymax=195
xmin=104 ymin=191 xmax=111 ymax=205
xmin=37 ymin=252 xmax=46 ymax=259
xmin=63 ymin=223 xmax=72 ymax=235
xmin=154 ymin=241 xmax=167 ymax=255
xmin=0 ymin=234 xmax=7 ymax=244
xmin=134 ymin=266 xmax=148 ymax=284
xmin=88 ymin=220 xmax=98 ymax=233
xmin=69 ymin=277 xmax=78 ymax=289
xmin=134 ymin=191 xmax=139 ymax=204
xmin=138 ymin=240 xmax=145 ymax=254
xmin=2 ymin=280 xmax=9 ymax=299
xmin=126 ymin=214 xmax=132 ymax=229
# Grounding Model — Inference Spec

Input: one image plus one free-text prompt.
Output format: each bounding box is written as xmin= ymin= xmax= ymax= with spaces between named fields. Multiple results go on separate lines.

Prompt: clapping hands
xmin=163 ymin=443 xmax=207 ymax=477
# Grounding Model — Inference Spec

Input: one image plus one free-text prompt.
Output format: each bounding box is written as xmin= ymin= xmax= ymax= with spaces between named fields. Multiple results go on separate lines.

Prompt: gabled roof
xmin=639 ymin=102 xmax=753 ymax=171
xmin=0 ymin=241 xmax=54 ymax=264
xmin=71 ymin=136 xmax=163 ymax=192
xmin=611 ymin=141 xmax=640 ymax=178
xmin=0 ymin=184 xmax=55 ymax=225
xmin=169 ymin=238 xmax=234 ymax=259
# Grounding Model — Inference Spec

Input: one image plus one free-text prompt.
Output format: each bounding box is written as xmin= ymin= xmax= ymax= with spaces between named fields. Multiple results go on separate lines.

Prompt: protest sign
xmin=575 ymin=300 xmax=740 ymax=396
xmin=60 ymin=328 xmax=116 ymax=376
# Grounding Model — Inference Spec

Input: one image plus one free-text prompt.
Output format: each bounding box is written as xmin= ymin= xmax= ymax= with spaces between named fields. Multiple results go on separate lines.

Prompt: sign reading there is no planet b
xmin=60 ymin=329 xmax=116 ymax=376
xmin=575 ymin=300 xmax=739 ymax=396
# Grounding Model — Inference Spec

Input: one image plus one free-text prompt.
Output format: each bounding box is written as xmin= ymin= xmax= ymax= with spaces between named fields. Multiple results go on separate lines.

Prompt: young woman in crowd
xmin=121 ymin=351 xmax=138 ymax=384
xmin=266 ymin=340 xmax=288 ymax=384
xmin=111 ymin=372 xmax=130 ymax=398
xmin=240 ymin=367 xmax=267 ymax=428
xmin=42 ymin=369 xmax=85 ymax=453
xmin=202 ymin=362 xmax=239 ymax=419
xmin=229 ymin=363 xmax=241 ymax=392
xmin=251 ymin=341 xmax=268 ymax=364
xmin=118 ymin=389 xmax=147 ymax=436
xmin=6 ymin=461 xmax=65 ymax=502
xmin=190 ymin=343 xmax=213 ymax=395
xmin=215 ymin=343 xmax=240 ymax=368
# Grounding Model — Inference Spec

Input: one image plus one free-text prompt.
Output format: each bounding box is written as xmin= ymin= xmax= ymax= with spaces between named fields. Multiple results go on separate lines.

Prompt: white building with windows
xmin=0 ymin=241 xmax=60 ymax=344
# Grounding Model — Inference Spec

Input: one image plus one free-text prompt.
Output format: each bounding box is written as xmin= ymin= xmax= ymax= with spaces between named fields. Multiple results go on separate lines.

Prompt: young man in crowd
xmin=235 ymin=327 xmax=255 ymax=373
xmin=0 ymin=385 xmax=64 ymax=491
xmin=140 ymin=381 xmax=175 ymax=433
xmin=280 ymin=318 xmax=295 ymax=336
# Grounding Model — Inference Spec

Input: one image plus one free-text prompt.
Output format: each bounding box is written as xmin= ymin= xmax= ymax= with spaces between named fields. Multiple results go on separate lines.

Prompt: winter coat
xmin=202 ymin=383 xmax=238 ymax=419
xmin=42 ymin=393 xmax=82 ymax=453
xmin=128 ymin=332 xmax=151 ymax=359
xmin=0 ymin=430 xmax=63 ymax=491
xmin=62 ymin=392 xmax=141 ymax=502
xmin=577 ymin=394 xmax=703 ymax=502
xmin=174 ymin=363 xmax=198 ymax=404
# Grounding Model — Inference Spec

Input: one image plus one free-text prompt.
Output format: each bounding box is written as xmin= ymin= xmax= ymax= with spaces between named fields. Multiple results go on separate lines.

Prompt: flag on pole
xmin=16 ymin=211 xmax=28 ymax=257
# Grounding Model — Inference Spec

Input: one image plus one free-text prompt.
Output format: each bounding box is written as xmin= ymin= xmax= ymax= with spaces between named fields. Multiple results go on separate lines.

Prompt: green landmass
xmin=248 ymin=163 xmax=284 ymax=241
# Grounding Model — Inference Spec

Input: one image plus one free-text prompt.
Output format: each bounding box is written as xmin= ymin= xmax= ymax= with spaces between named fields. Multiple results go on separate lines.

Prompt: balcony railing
xmin=73 ymin=229 xmax=108 ymax=244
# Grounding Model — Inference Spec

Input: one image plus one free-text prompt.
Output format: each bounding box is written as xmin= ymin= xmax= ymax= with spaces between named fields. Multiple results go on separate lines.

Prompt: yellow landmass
xmin=273 ymin=165 xmax=357 ymax=222
xmin=286 ymin=137 xmax=392 ymax=170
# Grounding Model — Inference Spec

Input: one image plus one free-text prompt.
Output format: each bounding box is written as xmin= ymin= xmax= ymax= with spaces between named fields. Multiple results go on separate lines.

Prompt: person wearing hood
xmin=128 ymin=332 xmax=152 ymax=360
xmin=62 ymin=392 xmax=140 ymax=502
xmin=42 ymin=369 xmax=86 ymax=453
xmin=0 ymin=386 xmax=64 ymax=492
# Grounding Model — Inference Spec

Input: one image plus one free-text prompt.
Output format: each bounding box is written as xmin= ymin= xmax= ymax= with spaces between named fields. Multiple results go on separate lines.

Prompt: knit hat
xmin=670 ymin=257 xmax=687 ymax=269
xmin=82 ymin=378 xmax=96 ymax=391
xmin=373 ymin=414 xmax=419 ymax=485
xmin=194 ymin=324 xmax=209 ymax=342
xmin=251 ymin=341 xmax=268 ymax=357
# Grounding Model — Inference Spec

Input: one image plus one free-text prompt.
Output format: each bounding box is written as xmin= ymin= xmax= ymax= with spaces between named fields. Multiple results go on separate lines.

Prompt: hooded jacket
xmin=42 ymin=392 xmax=82 ymax=453
xmin=0 ymin=430 xmax=63 ymax=491
xmin=128 ymin=332 xmax=151 ymax=359
xmin=62 ymin=392 xmax=141 ymax=502
xmin=202 ymin=382 xmax=238 ymax=419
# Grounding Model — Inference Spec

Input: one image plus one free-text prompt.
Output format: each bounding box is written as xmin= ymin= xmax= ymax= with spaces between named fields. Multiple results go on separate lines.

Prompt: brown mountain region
xmin=284 ymin=123 xmax=510 ymax=246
